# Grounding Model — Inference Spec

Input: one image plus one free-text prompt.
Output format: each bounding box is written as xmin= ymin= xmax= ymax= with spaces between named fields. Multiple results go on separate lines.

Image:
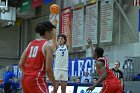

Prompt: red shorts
xmin=22 ymin=75 xmax=49 ymax=93
xmin=101 ymin=83 xmax=123 ymax=93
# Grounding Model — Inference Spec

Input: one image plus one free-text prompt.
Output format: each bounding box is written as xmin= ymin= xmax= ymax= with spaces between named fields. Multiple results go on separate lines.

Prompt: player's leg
xmin=100 ymin=84 xmax=108 ymax=93
xmin=54 ymin=69 xmax=61 ymax=93
xmin=60 ymin=81 xmax=67 ymax=93
xmin=28 ymin=77 xmax=49 ymax=93
xmin=115 ymin=83 xmax=123 ymax=93
xmin=22 ymin=76 xmax=49 ymax=93
xmin=100 ymin=84 xmax=117 ymax=93
xmin=54 ymin=81 xmax=59 ymax=93
xmin=60 ymin=70 xmax=68 ymax=93
xmin=101 ymin=83 xmax=123 ymax=93
xmin=21 ymin=76 xmax=30 ymax=93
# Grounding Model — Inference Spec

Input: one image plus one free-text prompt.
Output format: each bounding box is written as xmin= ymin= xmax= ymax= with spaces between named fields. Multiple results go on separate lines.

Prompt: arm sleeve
xmin=119 ymin=71 xmax=123 ymax=78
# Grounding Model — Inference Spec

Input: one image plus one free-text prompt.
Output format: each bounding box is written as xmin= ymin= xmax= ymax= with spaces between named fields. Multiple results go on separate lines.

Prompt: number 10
xmin=29 ymin=46 xmax=39 ymax=58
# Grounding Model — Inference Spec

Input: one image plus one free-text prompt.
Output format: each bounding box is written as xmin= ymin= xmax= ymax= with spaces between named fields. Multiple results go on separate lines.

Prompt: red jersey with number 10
xmin=97 ymin=57 xmax=120 ymax=85
xmin=24 ymin=39 xmax=47 ymax=78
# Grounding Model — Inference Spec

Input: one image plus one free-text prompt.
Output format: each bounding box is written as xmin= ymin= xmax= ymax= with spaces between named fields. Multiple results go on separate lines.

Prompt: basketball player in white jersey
xmin=52 ymin=19 xmax=70 ymax=93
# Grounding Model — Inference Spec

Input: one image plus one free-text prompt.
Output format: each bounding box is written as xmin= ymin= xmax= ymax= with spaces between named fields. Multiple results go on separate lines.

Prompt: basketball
xmin=50 ymin=4 xmax=60 ymax=14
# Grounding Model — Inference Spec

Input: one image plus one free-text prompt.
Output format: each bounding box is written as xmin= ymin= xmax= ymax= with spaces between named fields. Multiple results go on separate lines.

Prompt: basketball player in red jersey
xmin=86 ymin=38 xmax=123 ymax=93
xmin=19 ymin=21 xmax=57 ymax=93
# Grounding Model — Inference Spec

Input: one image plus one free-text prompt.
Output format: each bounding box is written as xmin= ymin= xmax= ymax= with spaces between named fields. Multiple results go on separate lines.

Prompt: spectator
xmin=93 ymin=78 xmax=98 ymax=84
xmin=3 ymin=66 xmax=15 ymax=93
xmin=112 ymin=61 xmax=124 ymax=88
xmin=84 ymin=79 xmax=89 ymax=84
xmin=81 ymin=71 xmax=92 ymax=83
xmin=75 ymin=77 xmax=81 ymax=83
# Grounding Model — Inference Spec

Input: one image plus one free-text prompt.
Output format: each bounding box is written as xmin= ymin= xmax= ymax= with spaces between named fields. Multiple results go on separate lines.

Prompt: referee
xmin=112 ymin=61 xmax=124 ymax=89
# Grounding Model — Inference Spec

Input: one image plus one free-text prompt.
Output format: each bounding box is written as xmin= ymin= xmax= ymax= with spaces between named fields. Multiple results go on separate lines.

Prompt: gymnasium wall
xmin=103 ymin=6 xmax=140 ymax=69
xmin=0 ymin=0 xmax=58 ymax=66
xmin=0 ymin=26 xmax=20 ymax=65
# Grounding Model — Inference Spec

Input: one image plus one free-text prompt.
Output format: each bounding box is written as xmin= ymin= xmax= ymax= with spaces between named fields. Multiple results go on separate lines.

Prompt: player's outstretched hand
xmin=87 ymin=38 xmax=92 ymax=45
xmin=86 ymin=86 xmax=95 ymax=93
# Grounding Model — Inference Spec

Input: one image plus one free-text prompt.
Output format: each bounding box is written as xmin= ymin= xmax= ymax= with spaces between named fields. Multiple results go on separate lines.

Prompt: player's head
xmin=35 ymin=21 xmax=56 ymax=40
xmin=57 ymin=34 xmax=67 ymax=45
xmin=94 ymin=47 xmax=104 ymax=59
xmin=114 ymin=61 xmax=120 ymax=70
xmin=5 ymin=66 xmax=10 ymax=71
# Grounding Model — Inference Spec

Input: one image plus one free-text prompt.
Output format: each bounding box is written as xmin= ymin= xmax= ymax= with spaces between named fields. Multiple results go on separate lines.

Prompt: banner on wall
xmin=68 ymin=57 xmax=95 ymax=77
xmin=63 ymin=0 xmax=72 ymax=8
xmin=20 ymin=0 xmax=31 ymax=12
xmin=85 ymin=0 xmax=98 ymax=45
xmin=12 ymin=57 xmax=95 ymax=77
xmin=72 ymin=0 xmax=80 ymax=5
xmin=32 ymin=0 xmax=43 ymax=9
xmin=132 ymin=0 xmax=140 ymax=6
xmin=72 ymin=3 xmax=84 ymax=47
xmin=139 ymin=9 xmax=140 ymax=32
xmin=44 ymin=0 xmax=53 ymax=4
xmin=12 ymin=64 xmax=22 ymax=78
xmin=60 ymin=7 xmax=72 ymax=35
xmin=100 ymin=0 xmax=114 ymax=42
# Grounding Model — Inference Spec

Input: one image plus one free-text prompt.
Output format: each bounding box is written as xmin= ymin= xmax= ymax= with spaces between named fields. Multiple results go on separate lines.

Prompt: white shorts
xmin=54 ymin=69 xmax=68 ymax=81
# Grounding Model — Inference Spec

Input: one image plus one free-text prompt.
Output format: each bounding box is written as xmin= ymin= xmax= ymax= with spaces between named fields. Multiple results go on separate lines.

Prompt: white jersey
xmin=54 ymin=44 xmax=68 ymax=70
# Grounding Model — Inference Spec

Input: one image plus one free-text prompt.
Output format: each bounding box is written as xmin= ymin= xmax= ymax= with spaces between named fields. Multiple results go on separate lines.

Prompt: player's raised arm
xmin=87 ymin=38 xmax=96 ymax=58
xmin=52 ymin=28 xmax=58 ymax=51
